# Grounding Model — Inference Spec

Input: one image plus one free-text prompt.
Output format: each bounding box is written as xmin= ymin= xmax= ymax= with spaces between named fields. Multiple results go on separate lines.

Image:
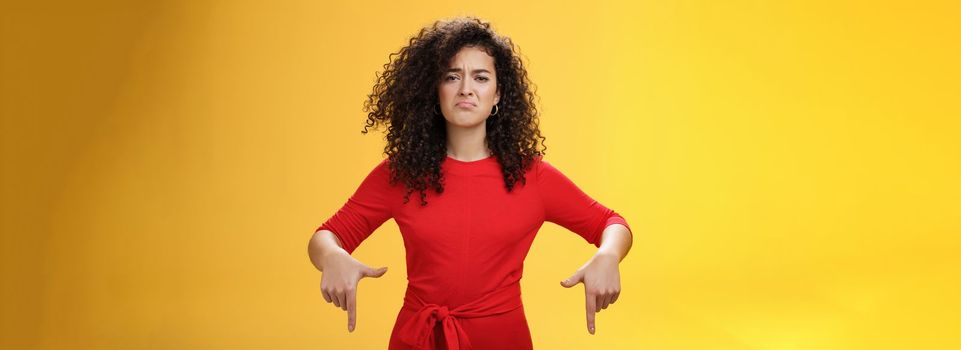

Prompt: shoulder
xmin=531 ymin=154 xmax=546 ymax=169
xmin=530 ymin=154 xmax=567 ymax=186
xmin=355 ymin=157 xmax=394 ymax=187
xmin=371 ymin=157 xmax=404 ymax=189
xmin=532 ymin=154 xmax=557 ymax=176
xmin=374 ymin=157 xmax=390 ymax=172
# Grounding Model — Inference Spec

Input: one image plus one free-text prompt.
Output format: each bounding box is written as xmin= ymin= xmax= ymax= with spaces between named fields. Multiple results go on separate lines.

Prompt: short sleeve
xmin=315 ymin=158 xmax=395 ymax=254
xmin=536 ymin=157 xmax=632 ymax=247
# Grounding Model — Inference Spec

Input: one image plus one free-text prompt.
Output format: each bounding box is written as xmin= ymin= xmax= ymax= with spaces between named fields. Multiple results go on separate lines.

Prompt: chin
xmin=445 ymin=115 xmax=487 ymax=128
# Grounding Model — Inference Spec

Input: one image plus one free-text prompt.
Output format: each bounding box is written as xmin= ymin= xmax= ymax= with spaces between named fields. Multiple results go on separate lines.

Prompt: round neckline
xmin=445 ymin=154 xmax=495 ymax=164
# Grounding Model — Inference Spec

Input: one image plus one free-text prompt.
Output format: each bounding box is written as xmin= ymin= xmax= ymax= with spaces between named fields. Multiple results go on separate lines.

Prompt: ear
xmin=494 ymin=88 xmax=501 ymax=105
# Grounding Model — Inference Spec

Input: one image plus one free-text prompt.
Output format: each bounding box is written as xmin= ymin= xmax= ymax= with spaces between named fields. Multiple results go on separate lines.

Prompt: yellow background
xmin=2 ymin=0 xmax=959 ymax=349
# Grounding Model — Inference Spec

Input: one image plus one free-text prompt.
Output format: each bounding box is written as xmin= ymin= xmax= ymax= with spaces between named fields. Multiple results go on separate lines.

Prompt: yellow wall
xmin=2 ymin=1 xmax=959 ymax=349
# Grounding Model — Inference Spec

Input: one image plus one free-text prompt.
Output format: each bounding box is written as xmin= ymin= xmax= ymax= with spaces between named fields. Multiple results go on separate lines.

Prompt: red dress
xmin=317 ymin=155 xmax=631 ymax=350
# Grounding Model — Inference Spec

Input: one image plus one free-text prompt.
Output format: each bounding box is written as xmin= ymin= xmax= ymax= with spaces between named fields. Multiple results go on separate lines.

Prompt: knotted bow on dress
xmin=397 ymin=283 xmax=523 ymax=350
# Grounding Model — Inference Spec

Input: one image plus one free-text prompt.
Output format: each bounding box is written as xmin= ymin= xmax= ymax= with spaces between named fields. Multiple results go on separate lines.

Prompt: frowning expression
xmin=438 ymin=45 xmax=501 ymax=127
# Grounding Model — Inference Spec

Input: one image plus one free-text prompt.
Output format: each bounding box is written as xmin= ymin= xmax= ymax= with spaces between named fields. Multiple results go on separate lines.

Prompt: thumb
xmin=560 ymin=271 xmax=583 ymax=288
xmin=363 ymin=266 xmax=388 ymax=278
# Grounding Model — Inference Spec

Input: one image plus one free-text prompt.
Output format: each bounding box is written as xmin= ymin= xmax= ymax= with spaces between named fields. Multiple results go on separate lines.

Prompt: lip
xmin=455 ymin=101 xmax=477 ymax=108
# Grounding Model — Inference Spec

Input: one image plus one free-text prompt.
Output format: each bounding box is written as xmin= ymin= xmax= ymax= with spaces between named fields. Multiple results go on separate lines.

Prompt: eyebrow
xmin=446 ymin=68 xmax=492 ymax=74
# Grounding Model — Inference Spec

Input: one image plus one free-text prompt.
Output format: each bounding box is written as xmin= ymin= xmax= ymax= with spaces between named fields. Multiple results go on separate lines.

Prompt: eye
xmin=445 ymin=75 xmax=458 ymax=81
xmin=476 ymin=76 xmax=489 ymax=82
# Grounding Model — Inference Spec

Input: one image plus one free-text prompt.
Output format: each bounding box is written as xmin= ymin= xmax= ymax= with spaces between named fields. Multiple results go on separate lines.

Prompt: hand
xmin=560 ymin=252 xmax=621 ymax=335
xmin=319 ymin=249 xmax=388 ymax=333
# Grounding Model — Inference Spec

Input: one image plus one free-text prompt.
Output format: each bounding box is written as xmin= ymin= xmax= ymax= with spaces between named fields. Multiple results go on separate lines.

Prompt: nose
xmin=458 ymin=78 xmax=473 ymax=96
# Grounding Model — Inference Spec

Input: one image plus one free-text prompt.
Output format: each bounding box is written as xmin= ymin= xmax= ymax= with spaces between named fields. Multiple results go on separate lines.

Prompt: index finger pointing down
xmin=347 ymin=288 xmax=356 ymax=332
xmin=586 ymin=291 xmax=596 ymax=335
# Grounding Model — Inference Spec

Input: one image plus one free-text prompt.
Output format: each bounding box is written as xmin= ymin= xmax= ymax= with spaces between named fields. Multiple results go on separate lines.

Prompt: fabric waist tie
xmin=396 ymin=283 xmax=522 ymax=350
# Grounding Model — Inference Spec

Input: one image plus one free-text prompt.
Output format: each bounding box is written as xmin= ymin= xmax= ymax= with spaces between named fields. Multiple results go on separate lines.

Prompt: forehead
xmin=448 ymin=46 xmax=495 ymax=69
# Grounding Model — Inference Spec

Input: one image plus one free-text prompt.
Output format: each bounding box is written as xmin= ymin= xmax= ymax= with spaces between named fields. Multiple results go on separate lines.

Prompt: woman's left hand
xmin=560 ymin=252 xmax=621 ymax=335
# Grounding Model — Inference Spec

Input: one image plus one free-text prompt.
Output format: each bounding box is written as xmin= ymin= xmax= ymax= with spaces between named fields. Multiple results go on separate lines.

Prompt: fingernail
xmin=589 ymin=327 xmax=595 ymax=334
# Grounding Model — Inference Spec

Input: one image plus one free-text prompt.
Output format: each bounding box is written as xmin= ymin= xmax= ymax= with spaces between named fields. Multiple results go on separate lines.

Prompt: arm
xmin=536 ymin=157 xmax=634 ymax=335
xmin=309 ymin=159 xmax=395 ymax=333
xmin=308 ymin=229 xmax=388 ymax=333
xmin=308 ymin=229 xmax=346 ymax=272
xmin=597 ymin=223 xmax=633 ymax=262
xmin=560 ymin=223 xmax=633 ymax=335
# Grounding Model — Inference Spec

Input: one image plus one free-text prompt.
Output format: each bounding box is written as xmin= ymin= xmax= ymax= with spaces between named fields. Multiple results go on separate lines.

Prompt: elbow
xmin=308 ymin=229 xmax=346 ymax=270
xmin=310 ymin=229 xmax=344 ymax=250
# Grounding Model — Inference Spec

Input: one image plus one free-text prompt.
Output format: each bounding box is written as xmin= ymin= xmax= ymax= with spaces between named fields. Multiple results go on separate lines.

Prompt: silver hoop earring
xmin=491 ymin=104 xmax=499 ymax=116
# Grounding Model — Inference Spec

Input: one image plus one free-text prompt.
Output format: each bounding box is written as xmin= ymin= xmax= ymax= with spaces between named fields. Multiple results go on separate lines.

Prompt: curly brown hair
xmin=361 ymin=16 xmax=548 ymax=206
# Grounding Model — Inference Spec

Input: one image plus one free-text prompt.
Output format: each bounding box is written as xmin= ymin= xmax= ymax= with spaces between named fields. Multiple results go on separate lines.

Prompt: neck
xmin=445 ymin=122 xmax=490 ymax=161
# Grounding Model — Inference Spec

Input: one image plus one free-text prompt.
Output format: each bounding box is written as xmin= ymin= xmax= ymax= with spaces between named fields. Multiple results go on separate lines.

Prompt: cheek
xmin=482 ymin=86 xmax=498 ymax=102
xmin=438 ymin=85 xmax=453 ymax=100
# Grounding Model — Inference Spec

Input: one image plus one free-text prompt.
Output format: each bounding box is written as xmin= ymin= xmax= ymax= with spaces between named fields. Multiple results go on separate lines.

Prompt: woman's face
xmin=438 ymin=45 xmax=501 ymax=128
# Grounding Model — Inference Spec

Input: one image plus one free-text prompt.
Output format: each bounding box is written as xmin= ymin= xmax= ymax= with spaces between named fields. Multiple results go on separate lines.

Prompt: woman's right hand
xmin=319 ymin=249 xmax=388 ymax=333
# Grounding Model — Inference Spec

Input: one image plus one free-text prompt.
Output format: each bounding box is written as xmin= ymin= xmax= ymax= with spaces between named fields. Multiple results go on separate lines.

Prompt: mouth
xmin=455 ymin=101 xmax=477 ymax=109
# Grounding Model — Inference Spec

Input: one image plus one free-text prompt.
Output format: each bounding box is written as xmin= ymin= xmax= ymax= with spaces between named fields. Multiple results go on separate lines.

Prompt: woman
xmin=307 ymin=16 xmax=633 ymax=349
